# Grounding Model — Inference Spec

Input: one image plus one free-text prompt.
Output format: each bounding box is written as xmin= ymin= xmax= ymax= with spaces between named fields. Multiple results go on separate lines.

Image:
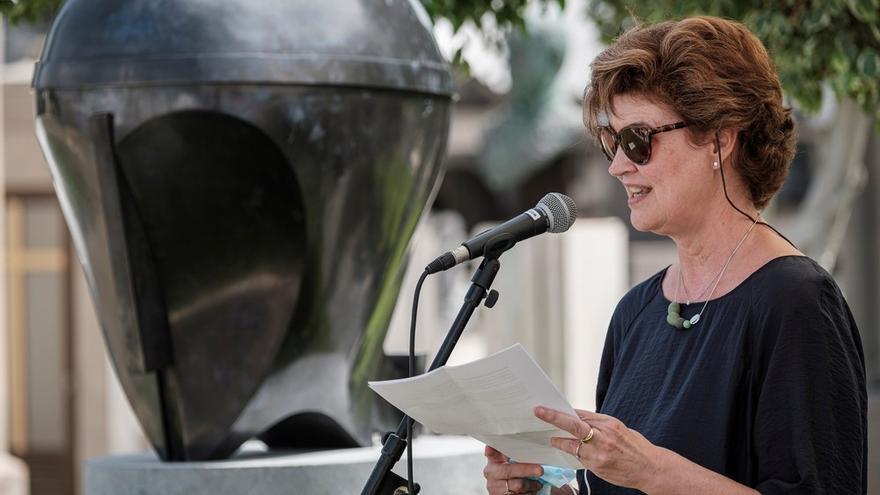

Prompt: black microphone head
xmin=537 ymin=193 xmax=578 ymax=233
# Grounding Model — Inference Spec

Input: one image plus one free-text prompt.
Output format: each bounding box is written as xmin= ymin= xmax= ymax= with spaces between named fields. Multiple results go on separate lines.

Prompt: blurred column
xmin=840 ymin=128 xmax=880 ymax=387
xmin=837 ymin=122 xmax=880 ymax=494
xmin=0 ymin=20 xmax=31 ymax=495
xmin=72 ymin=262 xmax=108 ymax=493
xmin=561 ymin=218 xmax=628 ymax=411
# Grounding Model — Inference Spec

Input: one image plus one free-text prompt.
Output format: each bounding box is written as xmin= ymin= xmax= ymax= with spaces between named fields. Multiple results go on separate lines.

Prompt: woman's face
xmin=605 ymin=93 xmax=716 ymax=236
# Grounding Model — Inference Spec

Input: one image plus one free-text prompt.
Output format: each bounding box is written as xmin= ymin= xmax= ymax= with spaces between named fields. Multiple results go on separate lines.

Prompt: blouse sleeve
xmin=750 ymin=273 xmax=867 ymax=494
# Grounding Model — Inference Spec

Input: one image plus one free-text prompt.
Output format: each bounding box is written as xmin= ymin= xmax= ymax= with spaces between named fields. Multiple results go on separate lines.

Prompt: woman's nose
xmin=607 ymin=151 xmax=638 ymax=178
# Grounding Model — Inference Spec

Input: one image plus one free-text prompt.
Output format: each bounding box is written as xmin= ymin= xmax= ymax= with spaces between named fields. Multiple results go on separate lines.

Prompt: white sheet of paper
xmin=368 ymin=344 xmax=583 ymax=470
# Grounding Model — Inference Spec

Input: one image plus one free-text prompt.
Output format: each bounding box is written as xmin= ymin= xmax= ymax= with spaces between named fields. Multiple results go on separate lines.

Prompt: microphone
xmin=425 ymin=193 xmax=577 ymax=274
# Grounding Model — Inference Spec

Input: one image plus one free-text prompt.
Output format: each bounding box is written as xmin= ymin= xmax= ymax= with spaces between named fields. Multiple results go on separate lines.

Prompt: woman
xmin=483 ymin=16 xmax=867 ymax=494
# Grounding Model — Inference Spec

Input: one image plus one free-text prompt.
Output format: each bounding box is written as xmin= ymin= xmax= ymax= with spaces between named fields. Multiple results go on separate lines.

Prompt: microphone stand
xmin=361 ymin=253 xmax=503 ymax=495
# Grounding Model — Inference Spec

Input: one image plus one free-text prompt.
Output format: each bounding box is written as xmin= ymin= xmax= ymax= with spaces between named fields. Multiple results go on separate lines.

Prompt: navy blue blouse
xmin=577 ymin=256 xmax=867 ymax=494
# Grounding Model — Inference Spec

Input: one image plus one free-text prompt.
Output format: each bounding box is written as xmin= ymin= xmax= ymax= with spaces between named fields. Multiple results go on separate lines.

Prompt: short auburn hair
xmin=584 ymin=16 xmax=797 ymax=210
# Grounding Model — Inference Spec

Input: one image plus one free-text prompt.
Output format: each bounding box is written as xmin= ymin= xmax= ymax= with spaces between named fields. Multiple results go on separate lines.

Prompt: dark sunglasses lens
xmin=620 ymin=128 xmax=650 ymax=164
xmin=599 ymin=129 xmax=617 ymax=161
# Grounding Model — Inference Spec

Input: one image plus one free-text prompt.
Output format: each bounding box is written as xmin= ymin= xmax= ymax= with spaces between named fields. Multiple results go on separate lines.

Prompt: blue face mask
xmin=511 ymin=462 xmax=578 ymax=495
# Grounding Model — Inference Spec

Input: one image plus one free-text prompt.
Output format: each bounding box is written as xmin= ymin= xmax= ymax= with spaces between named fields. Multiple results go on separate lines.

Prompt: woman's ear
xmin=713 ymin=128 xmax=738 ymax=166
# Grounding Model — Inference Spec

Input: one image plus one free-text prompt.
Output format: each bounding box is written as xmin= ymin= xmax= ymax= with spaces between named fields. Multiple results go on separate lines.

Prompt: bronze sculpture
xmin=33 ymin=0 xmax=453 ymax=461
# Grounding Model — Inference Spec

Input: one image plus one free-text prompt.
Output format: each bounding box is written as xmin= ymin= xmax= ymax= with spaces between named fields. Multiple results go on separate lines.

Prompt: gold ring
xmin=581 ymin=427 xmax=594 ymax=443
xmin=504 ymin=479 xmax=513 ymax=495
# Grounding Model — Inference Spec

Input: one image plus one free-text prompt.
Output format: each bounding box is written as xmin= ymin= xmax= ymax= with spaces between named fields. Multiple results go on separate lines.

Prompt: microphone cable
xmin=406 ymin=269 xmax=430 ymax=495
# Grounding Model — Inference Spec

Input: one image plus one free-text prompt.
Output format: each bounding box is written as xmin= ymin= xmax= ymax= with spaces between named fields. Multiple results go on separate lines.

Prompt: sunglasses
xmin=598 ymin=122 xmax=688 ymax=165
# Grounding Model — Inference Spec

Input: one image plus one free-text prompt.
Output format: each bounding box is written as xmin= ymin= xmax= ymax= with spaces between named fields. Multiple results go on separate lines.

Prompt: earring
xmin=712 ymin=161 xmax=719 ymax=169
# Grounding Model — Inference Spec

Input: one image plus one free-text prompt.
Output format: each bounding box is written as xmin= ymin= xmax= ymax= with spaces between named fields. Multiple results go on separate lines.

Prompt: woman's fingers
xmin=550 ymin=436 xmax=592 ymax=460
xmin=483 ymin=461 xmax=545 ymax=494
xmin=575 ymin=408 xmax=614 ymax=423
xmin=484 ymin=445 xmax=509 ymax=463
xmin=534 ymin=406 xmax=592 ymax=440
xmin=488 ymin=477 xmax=544 ymax=494
xmin=484 ymin=461 xmax=544 ymax=480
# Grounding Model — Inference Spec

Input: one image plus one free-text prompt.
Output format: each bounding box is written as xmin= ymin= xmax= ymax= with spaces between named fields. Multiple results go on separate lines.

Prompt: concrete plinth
xmin=0 ymin=453 xmax=28 ymax=495
xmin=85 ymin=435 xmax=487 ymax=495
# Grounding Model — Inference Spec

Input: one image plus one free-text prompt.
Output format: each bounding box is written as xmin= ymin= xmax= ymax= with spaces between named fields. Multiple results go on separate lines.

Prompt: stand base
xmin=85 ymin=436 xmax=486 ymax=495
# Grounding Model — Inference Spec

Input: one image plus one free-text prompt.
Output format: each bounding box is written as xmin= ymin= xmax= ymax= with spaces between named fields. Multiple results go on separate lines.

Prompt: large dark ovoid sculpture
xmin=33 ymin=0 xmax=453 ymax=461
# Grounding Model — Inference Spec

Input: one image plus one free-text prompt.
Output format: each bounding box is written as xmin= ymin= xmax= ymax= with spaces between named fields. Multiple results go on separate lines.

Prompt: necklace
xmin=667 ymin=217 xmax=759 ymax=329
xmin=677 ymin=263 xmax=718 ymax=305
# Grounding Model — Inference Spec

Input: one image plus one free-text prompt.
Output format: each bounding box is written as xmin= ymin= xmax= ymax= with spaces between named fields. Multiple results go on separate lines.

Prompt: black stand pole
xmin=361 ymin=255 xmax=502 ymax=495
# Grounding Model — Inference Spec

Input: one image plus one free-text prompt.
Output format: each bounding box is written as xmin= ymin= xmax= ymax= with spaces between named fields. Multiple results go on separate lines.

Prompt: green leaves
xmin=0 ymin=0 xmax=63 ymax=23
xmin=857 ymin=49 xmax=880 ymax=77
xmin=846 ymin=0 xmax=878 ymax=23
xmin=585 ymin=0 xmax=880 ymax=122
xmin=419 ymin=0 xmax=564 ymax=33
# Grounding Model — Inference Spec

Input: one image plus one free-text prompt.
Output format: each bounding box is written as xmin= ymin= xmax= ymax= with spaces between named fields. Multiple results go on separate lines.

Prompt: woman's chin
xmin=629 ymin=211 xmax=658 ymax=233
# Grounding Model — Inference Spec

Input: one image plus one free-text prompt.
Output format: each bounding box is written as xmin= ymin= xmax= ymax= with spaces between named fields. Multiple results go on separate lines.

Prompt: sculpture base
xmin=0 ymin=453 xmax=28 ymax=495
xmin=85 ymin=435 xmax=486 ymax=495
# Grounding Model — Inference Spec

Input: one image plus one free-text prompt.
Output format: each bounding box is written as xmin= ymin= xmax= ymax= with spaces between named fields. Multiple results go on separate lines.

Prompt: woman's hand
xmin=534 ymin=406 xmax=661 ymax=491
xmin=482 ymin=445 xmax=547 ymax=494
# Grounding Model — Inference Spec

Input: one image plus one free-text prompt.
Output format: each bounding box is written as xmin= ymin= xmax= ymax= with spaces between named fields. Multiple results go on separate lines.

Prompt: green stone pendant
xmin=667 ymin=302 xmax=685 ymax=329
xmin=667 ymin=301 xmax=700 ymax=330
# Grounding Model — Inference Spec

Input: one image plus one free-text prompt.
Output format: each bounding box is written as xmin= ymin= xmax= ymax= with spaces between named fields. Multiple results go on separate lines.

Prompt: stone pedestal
xmin=85 ymin=435 xmax=487 ymax=495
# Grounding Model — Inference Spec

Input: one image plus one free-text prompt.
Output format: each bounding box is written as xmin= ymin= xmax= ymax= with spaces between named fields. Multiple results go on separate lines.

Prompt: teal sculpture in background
xmin=479 ymin=15 xmax=584 ymax=192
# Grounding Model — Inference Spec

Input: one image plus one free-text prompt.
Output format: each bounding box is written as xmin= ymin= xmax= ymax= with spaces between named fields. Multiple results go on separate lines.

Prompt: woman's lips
xmin=625 ymin=185 xmax=652 ymax=206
